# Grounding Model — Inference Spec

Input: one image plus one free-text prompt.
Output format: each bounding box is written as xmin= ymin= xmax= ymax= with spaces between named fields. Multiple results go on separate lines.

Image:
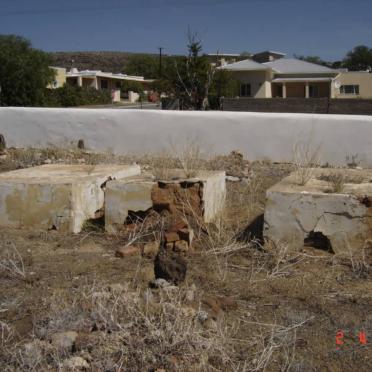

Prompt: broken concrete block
xmin=264 ymin=168 xmax=372 ymax=255
xmin=0 ymin=164 xmax=140 ymax=233
xmin=105 ymin=170 xmax=226 ymax=234
xmin=152 ymin=170 xmax=226 ymax=223
xmin=105 ymin=179 xmax=154 ymax=234
xmin=195 ymin=170 xmax=226 ymax=223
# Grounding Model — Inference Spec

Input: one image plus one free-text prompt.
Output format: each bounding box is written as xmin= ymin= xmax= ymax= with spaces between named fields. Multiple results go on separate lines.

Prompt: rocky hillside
xmin=49 ymin=51 xmax=157 ymax=73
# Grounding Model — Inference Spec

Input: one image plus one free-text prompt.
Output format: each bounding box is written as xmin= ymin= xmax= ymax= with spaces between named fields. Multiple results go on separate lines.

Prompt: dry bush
xmin=0 ymin=243 xmax=26 ymax=279
xmin=318 ymin=171 xmax=365 ymax=194
xmin=292 ymin=138 xmax=322 ymax=186
xmin=323 ymin=172 xmax=345 ymax=193
xmin=345 ymin=241 xmax=370 ymax=278
xmin=146 ymin=150 xmax=179 ymax=180
xmin=265 ymin=241 xmax=303 ymax=278
xmin=170 ymin=137 xmax=206 ymax=178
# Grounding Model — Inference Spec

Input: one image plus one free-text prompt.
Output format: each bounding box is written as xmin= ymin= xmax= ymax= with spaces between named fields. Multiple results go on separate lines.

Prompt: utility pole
xmin=158 ymin=47 xmax=164 ymax=78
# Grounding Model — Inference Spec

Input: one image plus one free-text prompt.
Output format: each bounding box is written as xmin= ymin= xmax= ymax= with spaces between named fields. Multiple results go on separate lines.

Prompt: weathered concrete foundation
xmin=264 ymin=168 xmax=372 ymax=255
xmin=105 ymin=170 xmax=226 ymax=234
xmin=0 ymin=164 xmax=141 ymax=233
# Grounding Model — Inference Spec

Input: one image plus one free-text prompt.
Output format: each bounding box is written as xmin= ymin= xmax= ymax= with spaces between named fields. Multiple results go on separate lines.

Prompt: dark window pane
xmin=100 ymin=80 xmax=108 ymax=89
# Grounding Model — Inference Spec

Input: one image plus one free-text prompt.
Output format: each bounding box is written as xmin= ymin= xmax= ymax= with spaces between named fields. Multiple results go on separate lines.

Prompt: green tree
xmin=0 ymin=35 xmax=55 ymax=106
xmin=211 ymin=69 xmax=239 ymax=98
xmin=120 ymin=80 xmax=144 ymax=94
xmin=343 ymin=45 xmax=372 ymax=71
xmin=124 ymin=54 xmax=159 ymax=79
xmin=152 ymin=32 xmax=216 ymax=110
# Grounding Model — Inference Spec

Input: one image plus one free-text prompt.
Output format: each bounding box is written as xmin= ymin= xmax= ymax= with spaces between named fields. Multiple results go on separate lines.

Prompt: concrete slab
xmin=105 ymin=177 xmax=154 ymax=234
xmin=105 ymin=170 xmax=226 ymax=234
xmin=264 ymin=168 xmax=372 ymax=254
xmin=0 ymin=164 xmax=141 ymax=233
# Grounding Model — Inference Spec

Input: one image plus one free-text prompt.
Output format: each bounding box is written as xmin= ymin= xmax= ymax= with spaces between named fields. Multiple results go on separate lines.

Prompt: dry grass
xmin=318 ymin=171 xmax=365 ymax=193
xmin=4 ymin=283 xmax=240 ymax=370
xmin=0 ymin=242 xmax=26 ymax=279
xmin=0 ymin=149 xmax=370 ymax=371
xmin=292 ymin=138 xmax=322 ymax=186
xmin=170 ymin=137 xmax=205 ymax=178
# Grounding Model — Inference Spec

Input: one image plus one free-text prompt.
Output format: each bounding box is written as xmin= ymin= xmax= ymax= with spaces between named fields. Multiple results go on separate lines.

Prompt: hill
xmin=49 ymin=51 xmax=157 ymax=73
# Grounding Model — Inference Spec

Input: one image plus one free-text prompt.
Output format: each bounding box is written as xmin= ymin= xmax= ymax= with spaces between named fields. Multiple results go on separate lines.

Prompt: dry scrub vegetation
xmin=0 ymin=148 xmax=372 ymax=371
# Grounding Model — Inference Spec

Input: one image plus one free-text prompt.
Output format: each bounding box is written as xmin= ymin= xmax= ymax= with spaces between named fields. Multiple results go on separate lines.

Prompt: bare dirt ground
xmin=0 ymin=148 xmax=372 ymax=371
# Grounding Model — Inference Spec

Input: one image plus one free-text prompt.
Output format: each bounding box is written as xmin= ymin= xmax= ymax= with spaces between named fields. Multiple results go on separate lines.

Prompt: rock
xmin=115 ymin=245 xmax=141 ymax=258
xmin=77 ymin=139 xmax=85 ymax=150
xmin=150 ymin=278 xmax=172 ymax=288
xmin=196 ymin=310 xmax=209 ymax=322
xmin=43 ymin=159 xmax=52 ymax=164
xmin=77 ymin=158 xmax=86 ymax=164
xmin=177 ymin=227 xmax=194 ymax=246
xmin=63 ymin=356 xmax=89 ymax=370
xmin=0 ymin=134 xmax=6 ymax=151
xmin=143 ymin=241 xmax=159 ymax=258
xmin=154 ymin=250 xmax=187 ymax=285
xmin=0 ymin=154 xmax=7 ymax=160
xmin=174 ymin=240 xmax=189 ymax=254
xmin=51 ymin=331 xmax=78 ymax=351
xmin=165 ymin=231 xmax=180 ymax=243
xmin=226 ymin=175 xmax=240 ymax=182
xmin=165 ymin=242 xmax=174 ymax=251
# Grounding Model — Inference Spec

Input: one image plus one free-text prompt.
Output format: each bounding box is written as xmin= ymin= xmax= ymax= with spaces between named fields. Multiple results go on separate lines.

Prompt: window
xmin=340 ymin=85 xmax=359 ymax=95
xmin=240 ymin=83 xmax=251 ymax=97
xmin=309 ymin=85 xmax=319 ymax=98
xmin=100 ymin=79 xmax=109 ymax=90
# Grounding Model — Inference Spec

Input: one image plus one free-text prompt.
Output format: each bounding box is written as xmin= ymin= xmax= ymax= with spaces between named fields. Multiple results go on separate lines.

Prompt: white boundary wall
xmin=1 ymin=107 xmax=372 ymax=166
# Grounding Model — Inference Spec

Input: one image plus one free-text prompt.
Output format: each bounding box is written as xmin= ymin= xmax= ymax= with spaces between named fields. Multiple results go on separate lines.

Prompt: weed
xmin=0 ymin=243 xmax=26 ymax=279
xmin=292 ymin=138 xmax=321 ymax=186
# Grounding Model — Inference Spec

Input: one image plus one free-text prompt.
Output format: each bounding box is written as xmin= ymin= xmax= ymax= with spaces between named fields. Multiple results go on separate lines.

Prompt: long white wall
xmin=1 ymin=107 xmax=372 ymax=166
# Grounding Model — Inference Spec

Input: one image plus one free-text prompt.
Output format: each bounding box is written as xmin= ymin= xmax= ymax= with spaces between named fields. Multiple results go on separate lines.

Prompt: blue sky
xmin=0 ymin=0 xmax=371 ymax=61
